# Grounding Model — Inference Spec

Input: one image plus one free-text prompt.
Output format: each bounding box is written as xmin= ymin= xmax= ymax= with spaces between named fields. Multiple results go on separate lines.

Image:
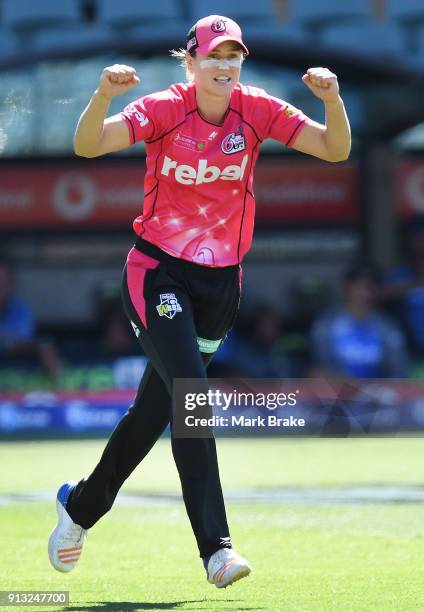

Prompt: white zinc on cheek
xmin=199 ymin=57 xmax=242 ymax=70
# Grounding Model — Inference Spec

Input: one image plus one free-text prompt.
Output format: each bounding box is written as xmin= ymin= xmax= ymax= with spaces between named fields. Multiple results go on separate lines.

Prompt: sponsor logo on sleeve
xmin=128 ymin=105 xmax=149 ymax=127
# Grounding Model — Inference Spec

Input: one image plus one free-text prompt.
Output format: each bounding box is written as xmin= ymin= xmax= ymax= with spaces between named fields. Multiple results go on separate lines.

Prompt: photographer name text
xmin=185 ymin=415 xmax=305 ymax=428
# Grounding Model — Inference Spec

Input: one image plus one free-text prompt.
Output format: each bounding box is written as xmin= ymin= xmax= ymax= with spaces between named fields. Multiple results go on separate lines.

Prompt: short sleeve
xmin=266 ymin=95 xmax=309 ymax=147
xmin=120 ymin=98 xmax=156 ymax=144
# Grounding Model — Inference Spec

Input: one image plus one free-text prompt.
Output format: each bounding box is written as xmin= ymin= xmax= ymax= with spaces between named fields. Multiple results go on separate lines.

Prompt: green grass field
xmin=1 ymin=437 xmax=424 ymax=611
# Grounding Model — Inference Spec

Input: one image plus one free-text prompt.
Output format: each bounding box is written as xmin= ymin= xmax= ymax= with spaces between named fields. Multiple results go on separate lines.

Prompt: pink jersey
xmin=121 ymin=81 xmax=308 ymax=267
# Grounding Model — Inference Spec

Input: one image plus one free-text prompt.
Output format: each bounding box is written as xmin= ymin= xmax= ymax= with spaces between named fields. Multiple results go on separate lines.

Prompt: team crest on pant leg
xmin=156 ymin=293 xmax=182 ymax=319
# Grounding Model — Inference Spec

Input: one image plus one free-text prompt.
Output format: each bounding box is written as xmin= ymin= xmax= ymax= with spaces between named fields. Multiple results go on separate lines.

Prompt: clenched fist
xmin=302 ymin=67 xmax=339 ymax=103
xmin=97 ymin=64 xmax=140 ymax=100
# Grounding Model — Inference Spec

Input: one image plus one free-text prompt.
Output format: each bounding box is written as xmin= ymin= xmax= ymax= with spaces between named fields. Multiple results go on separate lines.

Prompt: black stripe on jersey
xmin=145 ymin=108 xmax=197 ymax=144
xmin=228 ymin=108 xmax=261 ymax=264
xmin=196 ymin=108 xmax=229 ymax=127
xmin=237 ymin=140 xmax=260 ymax=263
xmin=228 ymin=108 xmax=262 ymax=143
xmin=144 ymin=184 xmax=157 ymax=198
xmin=286 ymin=121 xmax=305 ymax=147
xmin=139 ymin=139 xmax=163 ymax=237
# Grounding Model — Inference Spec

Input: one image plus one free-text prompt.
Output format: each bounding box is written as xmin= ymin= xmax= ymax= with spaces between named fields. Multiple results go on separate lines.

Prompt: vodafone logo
xmin=53 ymin=172 xmax=97 ymax=220
xmin=405 ymin=167 xmax=424 ymax=213
xmin=161 ymin=155 xmax=248 ymax=185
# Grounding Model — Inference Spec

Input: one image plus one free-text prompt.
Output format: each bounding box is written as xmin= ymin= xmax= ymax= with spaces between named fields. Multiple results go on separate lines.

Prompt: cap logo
xmin=187 ymin=35 xmax=197 ymax=50
xmin=211 ymin=18 xmax=227 ymax=33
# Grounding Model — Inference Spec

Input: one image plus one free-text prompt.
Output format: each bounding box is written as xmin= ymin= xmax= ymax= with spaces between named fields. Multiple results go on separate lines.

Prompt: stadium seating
xmin=241 ymin=22 xmax=311 ymax=50
xmin=96 ymin=0 xmax=182 ymax=27
xmin=0 ymin=28 xmax=20 ymax=58
xmin=291 ymin=0 xmax=370 ymax=29
xmin=414 ymin=26 xmax=424 ymax=65
xmin=321 ymin=22 xmax=406 ymax=59
xmin=32 ymin=25 xmax=113 ymax=54
xmin=388 ymin=0 xmax=424 ymax=54
xmin=188 ymin=0 xmax=276 ymax=25
xmin=3 ymin=0 xmax=80 ymax=30
xmin=388 ymin=0 xmax=424 ymax=23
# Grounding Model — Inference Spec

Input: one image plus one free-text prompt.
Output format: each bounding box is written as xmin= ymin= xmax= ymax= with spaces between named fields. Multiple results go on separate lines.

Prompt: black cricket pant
xmin=66 ymin=238 xmax=241 ymax=559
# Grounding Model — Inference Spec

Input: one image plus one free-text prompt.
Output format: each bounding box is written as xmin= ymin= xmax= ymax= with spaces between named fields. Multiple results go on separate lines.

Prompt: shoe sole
xmin=48 ymin=498 xmax=75 ymax=573
xmin=214 ymin=563 xmax=252 ymax=589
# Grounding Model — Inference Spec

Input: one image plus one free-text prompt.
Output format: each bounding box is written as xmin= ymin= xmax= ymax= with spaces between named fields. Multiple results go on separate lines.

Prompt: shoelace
xmin=62 ymin=523 xmax=87 ymax=547
xmin=210 ymin=549 xmax=235 ymax=571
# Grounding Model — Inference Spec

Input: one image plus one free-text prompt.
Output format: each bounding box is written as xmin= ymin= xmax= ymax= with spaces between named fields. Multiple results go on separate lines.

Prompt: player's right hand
xmin=97 ymin=64 xmax=140 ymax=99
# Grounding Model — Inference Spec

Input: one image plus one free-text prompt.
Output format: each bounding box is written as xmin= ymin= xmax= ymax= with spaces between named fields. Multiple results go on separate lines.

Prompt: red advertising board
xmin=398 ymin=159 xmax=424 ymax=219
xmin=0 ymin=165 xmax=144 ymax=229
xmin=254 ymin=161 xmax=358 ymax=223
xmin=0 ymin=160 xmax=358 ymax=229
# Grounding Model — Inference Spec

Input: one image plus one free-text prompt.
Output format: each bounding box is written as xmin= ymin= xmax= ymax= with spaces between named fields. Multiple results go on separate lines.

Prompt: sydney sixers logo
xmin=221 ymin=126 xmax=245 ymax=154
xmin=211 ymin=19 xmax=227 ymax=33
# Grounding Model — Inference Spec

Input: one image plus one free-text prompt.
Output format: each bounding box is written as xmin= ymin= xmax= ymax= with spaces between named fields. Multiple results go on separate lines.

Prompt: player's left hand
xmin=302 ymin=67 xmax=339 ymax=103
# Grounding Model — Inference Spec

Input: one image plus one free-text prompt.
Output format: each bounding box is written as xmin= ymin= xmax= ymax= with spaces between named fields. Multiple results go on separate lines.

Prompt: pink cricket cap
xmin=186 ymin=15 xmax=249 ymax=56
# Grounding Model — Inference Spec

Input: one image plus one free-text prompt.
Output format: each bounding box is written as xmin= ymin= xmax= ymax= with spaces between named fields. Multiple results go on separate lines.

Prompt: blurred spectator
xmin=213 ymin=303 xmax=292 ymax=377
xmin=283 ymin=275 xmax=331 ymax=375
xmin=0 ymin=258 xmax=61 ymax=384
xmin=96 ymin=281 xmax=140 ymax=359
xmin=381 ymin=221 xmax=424 ymax=359
xmin=310 ymin=263 xmax=408 ymax=378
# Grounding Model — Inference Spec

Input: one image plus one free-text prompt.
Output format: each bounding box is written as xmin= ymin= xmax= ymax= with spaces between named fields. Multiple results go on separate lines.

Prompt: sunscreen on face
xmin=199 ymin=57 xmax=242 ymax=70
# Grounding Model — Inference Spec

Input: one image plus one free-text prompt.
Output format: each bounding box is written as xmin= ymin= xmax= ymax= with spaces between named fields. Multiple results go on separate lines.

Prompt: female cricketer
xmin=48 ymin=14 xmax=350 ymax=588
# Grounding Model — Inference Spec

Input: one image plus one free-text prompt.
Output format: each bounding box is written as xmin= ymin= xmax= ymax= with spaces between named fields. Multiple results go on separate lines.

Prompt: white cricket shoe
xmin=206 ymin=548 xmax=252 ymax=588
xmin=48 ymin=482 xmax=88 ymax=573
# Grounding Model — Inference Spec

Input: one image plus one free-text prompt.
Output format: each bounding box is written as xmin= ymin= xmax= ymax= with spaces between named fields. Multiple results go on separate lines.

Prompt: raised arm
xmin=74 ymin=64 xmax=140 ymax=158
xmin=291 ymin=67 xmax=351 ymax=163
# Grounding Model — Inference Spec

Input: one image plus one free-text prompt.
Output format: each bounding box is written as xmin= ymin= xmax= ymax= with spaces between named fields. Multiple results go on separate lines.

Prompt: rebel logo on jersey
xmin=161 ymin=154 xmax=248 ymax=185
xmin=221 ymin=126 xmax=245 ymax=154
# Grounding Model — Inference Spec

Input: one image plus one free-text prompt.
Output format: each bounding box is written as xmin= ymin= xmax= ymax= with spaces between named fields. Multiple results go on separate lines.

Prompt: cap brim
xmin=197 ymin=35 xmax=249 ymax=55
